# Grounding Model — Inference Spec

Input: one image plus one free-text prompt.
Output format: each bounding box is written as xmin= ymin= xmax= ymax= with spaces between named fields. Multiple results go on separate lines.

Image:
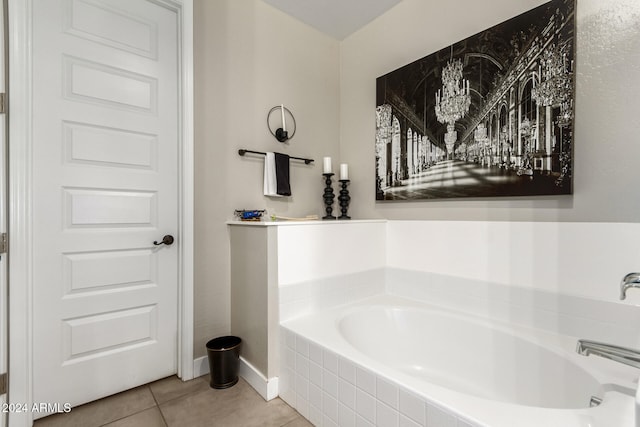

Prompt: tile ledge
xmin=226 ymin=219 xmax=387 ymax=226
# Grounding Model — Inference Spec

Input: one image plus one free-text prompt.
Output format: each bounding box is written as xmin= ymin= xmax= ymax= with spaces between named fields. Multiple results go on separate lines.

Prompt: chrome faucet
xmin=620 ymin=272 xmax=640 ymax=300
xmin=576 ymin=339 xmax=640 ymax=369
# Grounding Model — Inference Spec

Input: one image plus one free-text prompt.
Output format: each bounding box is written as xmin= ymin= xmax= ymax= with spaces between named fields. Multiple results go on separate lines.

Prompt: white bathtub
xmin=279 ymin=294 xmax=638 ymax=427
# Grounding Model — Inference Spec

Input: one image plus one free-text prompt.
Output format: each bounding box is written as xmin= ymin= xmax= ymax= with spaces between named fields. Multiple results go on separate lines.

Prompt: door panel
xmin=63 ymin=121 xmax=158 ymax=170
xmin=32 ymin=0 xmax=178 ymax=415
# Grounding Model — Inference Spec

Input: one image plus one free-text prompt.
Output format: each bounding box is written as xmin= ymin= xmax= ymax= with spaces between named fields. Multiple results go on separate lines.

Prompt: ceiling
xmin=262 ymin=0 xmax=404 ymax=40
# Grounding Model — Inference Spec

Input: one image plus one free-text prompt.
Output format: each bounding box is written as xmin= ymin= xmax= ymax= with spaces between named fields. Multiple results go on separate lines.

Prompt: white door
xmin=32 ymin=0 xmax=179 ymax=415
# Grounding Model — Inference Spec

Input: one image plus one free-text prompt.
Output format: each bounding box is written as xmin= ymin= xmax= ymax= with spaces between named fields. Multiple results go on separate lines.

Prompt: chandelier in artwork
xmin=474 ymin=123 xmax=488 ymax=143
xmin=435 ymin=55 xmax=471 ymax=152
xmin=556 ymin=99 xmax=573 ymax=128
xmin=443 ymin=124 xmax=457 ymax=153
xmin=531 ymin=42 xmax=573 ymax=111
xmin=375 ymin=104 xmax=392 ymax=154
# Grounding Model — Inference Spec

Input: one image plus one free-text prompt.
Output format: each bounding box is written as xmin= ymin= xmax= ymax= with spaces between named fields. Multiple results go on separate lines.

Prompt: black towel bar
xmin=238 ymin=149 xmax=314 ymax=165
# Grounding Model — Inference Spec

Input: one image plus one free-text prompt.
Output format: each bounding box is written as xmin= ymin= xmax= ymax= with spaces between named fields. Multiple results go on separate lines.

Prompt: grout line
xmin=147 ymin=383 xmax=170 ymax=427
xmin=159 ymin=406 xmax=169 ymax=427
xmin=153 ymin=376 xmax=215 ymax=426
xmin=95 ymin=385 xmax=158 ymax=427
xmin=98 ymin=407 xmax=158 ymax=426
xmin=154 ymin=376 xmax=210 ymax=407
xmin=149 ymin=382 xmax=161 ymax=407
xmin=97 ymin=407 xmax=166 ymax=427
xmin=94 ymin=387 xmax=172 ymax=427
xmin=280 ymin=412 xmax=310 ymax=427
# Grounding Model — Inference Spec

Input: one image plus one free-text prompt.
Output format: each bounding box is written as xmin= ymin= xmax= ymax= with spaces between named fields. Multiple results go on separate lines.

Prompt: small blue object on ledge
xmin=234 ymin=209 xmax=265 ymax=221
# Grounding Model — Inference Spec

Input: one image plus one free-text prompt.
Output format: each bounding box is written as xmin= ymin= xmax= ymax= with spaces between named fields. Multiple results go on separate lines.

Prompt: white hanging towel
xmin=263 ymin=152 xmax=282 ymax=197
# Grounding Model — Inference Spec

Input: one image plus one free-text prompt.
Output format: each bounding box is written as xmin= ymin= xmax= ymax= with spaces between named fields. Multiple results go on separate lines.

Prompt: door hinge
xmin=0 ymin=233 xmax=6 ymax=254
xmin=0 ymin=93 xmax=5 ymax=114
xmin=0 ymin=373 xmax=6 ymax=395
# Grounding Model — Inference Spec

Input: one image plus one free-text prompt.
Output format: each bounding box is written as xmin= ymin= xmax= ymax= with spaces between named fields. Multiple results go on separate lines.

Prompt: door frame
xmin=7 ymin=0 xmax=194 ymax=425
xmin=0 ymin=1 xmax=7 ymax=427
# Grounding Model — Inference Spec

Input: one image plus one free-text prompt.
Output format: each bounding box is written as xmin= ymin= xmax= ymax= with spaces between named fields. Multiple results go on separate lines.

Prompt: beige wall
xmin=194 ymin=0 xmax=640 ymax=358
xmin=340 ymin=0 xmax=640 ymax=222
xmin=229 ymin=226 xmax=272 ymax=377
xmin=194 ymin=0 xmax=340 ymax=357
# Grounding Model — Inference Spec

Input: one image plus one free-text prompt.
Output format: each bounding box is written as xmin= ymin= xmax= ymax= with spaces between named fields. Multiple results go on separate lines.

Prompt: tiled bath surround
xmin=279 ymin=269 xmax=385 ymax=323
xmin=274 ymin=220 xmax=640 ymax=426
xmin=277 ymin=269 xmax=640 ymax=426
xmin=279 ymin=327 xmax=475 ymax=427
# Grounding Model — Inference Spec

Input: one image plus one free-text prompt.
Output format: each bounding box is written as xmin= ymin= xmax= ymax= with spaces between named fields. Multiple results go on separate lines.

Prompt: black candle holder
xmin=322 ymin=173 xmax=336 ymax=220
xmin=338 ymin=180 xmax=351 ymax=220
xmin=275 ymin=128 xmax=289 ymax=142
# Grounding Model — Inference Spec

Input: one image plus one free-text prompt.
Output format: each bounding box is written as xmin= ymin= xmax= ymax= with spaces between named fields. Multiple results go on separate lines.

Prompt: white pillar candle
xmin=340 ymin=163 xmax=349 ymax=180
xmin=281 ymin=104 xmax=286 ymax=132
xmin=323 ymin=157 xmax=332 ymax=174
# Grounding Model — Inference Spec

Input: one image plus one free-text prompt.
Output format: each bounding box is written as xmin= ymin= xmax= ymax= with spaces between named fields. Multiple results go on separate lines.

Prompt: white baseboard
xmin=238 ymin=356 xmax=279 ymax=401
xmin=192 ymin=356 xmax=278 ymax=401
xmin=193 ymin=355 xmax=209 ymax=378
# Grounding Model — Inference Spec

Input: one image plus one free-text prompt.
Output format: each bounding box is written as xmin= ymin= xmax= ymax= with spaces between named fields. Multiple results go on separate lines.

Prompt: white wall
xmin=277 ymin=221 xmax=387 ymax=322
xmin=277 ymin=221 xmax=387 ymax=286
xmin=194 ymin=0 xmax=340 ymax=357
xmin=340 ymin=0 xmax=640 ymax=223
xmin=387 ymin=221 xmax=640 ymax=305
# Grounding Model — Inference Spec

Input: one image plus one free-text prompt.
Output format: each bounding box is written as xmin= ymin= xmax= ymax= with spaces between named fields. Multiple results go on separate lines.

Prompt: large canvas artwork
xmin=375 ymin=0 xmax=575 ymax=200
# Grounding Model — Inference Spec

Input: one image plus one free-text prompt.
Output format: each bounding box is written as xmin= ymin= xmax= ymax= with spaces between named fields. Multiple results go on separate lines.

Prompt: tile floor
xmin=33 ymin=375 xmax=312 ymax=427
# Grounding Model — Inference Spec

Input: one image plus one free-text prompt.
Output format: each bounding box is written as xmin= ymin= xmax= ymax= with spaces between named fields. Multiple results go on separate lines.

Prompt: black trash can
xmin=206 ymin=336 xmax=242 ymax=389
